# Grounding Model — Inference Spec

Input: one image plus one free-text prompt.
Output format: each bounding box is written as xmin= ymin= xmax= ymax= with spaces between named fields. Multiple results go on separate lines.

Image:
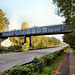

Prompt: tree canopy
xmin=0 ymin=9 xmax=9 ymax=32
xmin=63 ymin=32 xmax=75 ymax=47
xmin=53 ymin=0 xmax=75 ymax=29
xmin=21 ymin=22 xmax=30 ymax=29
xmin=52 ymin=0 xmax=75 ymax=47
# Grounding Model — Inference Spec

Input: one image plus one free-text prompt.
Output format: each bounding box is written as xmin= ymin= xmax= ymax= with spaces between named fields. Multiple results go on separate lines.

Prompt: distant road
xmin=0 ymin=46 xmax=67 ymax=72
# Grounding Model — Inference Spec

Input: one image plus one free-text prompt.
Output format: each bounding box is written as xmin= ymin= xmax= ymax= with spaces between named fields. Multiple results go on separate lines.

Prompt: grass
xmin=71 ymin=48 xmax=75 ymax=56
xmin=0 ymin=46 xmax=61 ymax=54
xmin=0 ymin=49 xmax=22 ymax=54
xmin=0 ymin=51 xmax=15 ymax=54
xmin=0 ymin=50 xmax=30 ymax=54
xmin=32 ymin=53 xmax=64 ymax=75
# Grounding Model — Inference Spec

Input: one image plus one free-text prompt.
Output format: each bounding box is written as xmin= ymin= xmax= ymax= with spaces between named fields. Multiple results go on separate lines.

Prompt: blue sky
xmin=0 ymin=0 xmax=64 ymax=42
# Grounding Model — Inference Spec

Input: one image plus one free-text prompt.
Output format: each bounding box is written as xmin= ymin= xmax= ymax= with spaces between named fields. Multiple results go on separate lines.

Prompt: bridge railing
xmin=0 ymin=24 xmax=69 ymax=37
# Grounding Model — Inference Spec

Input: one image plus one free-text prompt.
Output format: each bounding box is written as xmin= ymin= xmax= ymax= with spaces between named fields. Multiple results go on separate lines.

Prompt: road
xmin=0 ymin=46 xmax=66 ymax=72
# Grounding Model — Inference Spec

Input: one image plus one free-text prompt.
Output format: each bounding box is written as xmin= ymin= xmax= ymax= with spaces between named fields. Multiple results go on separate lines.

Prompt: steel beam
xmin=24 ymin=35 xmax=26 ymax=44
xmin=0 ymin=24 xmax=71 ymax=38
xmin=29 ymin=36 xmax=31 ymax=47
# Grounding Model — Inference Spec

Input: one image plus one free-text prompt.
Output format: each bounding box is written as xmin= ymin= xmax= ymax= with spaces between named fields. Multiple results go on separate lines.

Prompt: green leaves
xmin=33 ymin=57 xmax=44 ymax=73
xmin=52 ymin=0 xmax=75 ymax=30
xmin=63 ymin=31 xmax=75 ymax=47
xmin=9 ymin=65 xmax=32 ymax=75
xmin=53 ymin=0 xmax=75 ymax=47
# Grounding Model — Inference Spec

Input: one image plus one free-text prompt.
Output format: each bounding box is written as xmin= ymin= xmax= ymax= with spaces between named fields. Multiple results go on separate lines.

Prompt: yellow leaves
xmin=25 ymin=43 xmax=29 ymax=47
xmin=21 ymin=22 xmax=30 ymax=29
xmin=31 ymin=35 xmax=62 ymax=48
xmin=0 ymin=9 xmax=9 ymax=32
xmin=26 ymin=37 xmax=30 ymax=47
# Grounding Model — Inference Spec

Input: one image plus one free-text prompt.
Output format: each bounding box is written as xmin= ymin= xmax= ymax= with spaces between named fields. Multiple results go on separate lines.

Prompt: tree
xmin=32 ymin=35 xmax=62 ymax=48
xmin=52 ymin=0 xmax=75 ymax=47
xmin=21 ymin=22 xmax=30 ymax=29
xmin=53 ymin=0 xmax=75 ymax=29
xmin=52 ymin=37 xmax=61 ymax=45
xmin=0 ymin=9 xmax=9 ymax=32
xmin=10 ymin=37 xmax=18 ymax=45
xmin=63 ymin=31 xmax=75 ymax=47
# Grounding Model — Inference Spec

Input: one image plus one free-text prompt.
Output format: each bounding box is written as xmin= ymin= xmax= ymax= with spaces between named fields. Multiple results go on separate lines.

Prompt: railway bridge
xmin=0 ymin=24 xmax=71 ymax=46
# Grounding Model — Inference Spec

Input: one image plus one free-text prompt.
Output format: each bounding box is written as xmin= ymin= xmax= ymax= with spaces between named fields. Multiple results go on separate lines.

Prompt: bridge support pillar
xmin=29 ymin=36 xmax=31 ymax=47
xmin=24 ymin=35 xmax=26 ymax=44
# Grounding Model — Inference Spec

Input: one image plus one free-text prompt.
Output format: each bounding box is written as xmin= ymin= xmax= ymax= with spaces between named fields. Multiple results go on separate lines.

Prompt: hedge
xmin=0 ymin=45 xmax=22 ymax=52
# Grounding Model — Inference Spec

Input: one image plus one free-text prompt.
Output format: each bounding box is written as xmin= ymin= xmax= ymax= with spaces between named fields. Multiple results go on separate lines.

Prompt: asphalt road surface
xmin=0 ymin=46 xmax=66 ymax=72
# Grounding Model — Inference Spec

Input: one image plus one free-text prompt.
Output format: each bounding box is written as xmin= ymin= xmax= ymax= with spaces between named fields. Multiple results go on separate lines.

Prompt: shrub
xmin=53 ymin=52 xmax=58 ymax=60
xmin=0 ymin=45 xmax=22 ymax=53
xmin=21 ymin=44 xmax=28 ymax=52
xmin=37 ymin=43 xmax=43 ymax=48
xmin=24 ymin=64 xmax=34 ymax=72
xmin=48 ymin=53 xmax=55 ymax=64
xmin=0 ymin=46 xmax=5 ymax=52
xmin=56 ymin=49 xmax=64 ymax=56
xmin=9 ymin=65 xmax=31 ymax=75
xmin=33 ymin=57 xmax=44 ymax=73
xmin=7 ymin=45 xmax=22 ymax=52
xmin=9 ymin=45 xmax=22 ymax=50
xmin=56 ymin=50 xmax=61 ymax=56
xmin=41 ymin=55 xmax=48 ymax=66
xmin=42 ymin=53 xmax=54 ymax=66
xmin=44 ymin=67 xmax=51 ymax=75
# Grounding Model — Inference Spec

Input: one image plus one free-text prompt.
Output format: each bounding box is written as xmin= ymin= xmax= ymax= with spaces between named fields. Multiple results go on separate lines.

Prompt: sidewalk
xmin=55 ymin=48 xmax=75 ymax=75
xmin=69 ymin=48 xmax=75 ymax=75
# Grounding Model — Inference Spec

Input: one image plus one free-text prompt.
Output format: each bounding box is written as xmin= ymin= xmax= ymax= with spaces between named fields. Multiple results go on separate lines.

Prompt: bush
xmin=41 ymin=49 xmax=65 ymax=66
xmin=8 ymin=45 xmax=22 ymax=50
xmin=7 ymin=45 xmax=22 ymax=52
xmin=33 ymin=57 xmax=44 ymax=73
xmin=56 ymin=50 xmax=61 ymax=56
xmin=0 ymin=46 xmax=5 ymax=52
xmin=21 ymin=44 xmax=29 ymax=52
xmin=0 ymin=45 xmax=22 ymax=53
xmin=24 ymin=64 xmax=34 ymax=72
xmin=44 ymin=67 xmax=51 ymax=75
xmin=56 ymin=49 xmax=64 ymax=56
xmin=42 ymin=53 xmax=54 ymax=66
xmin=53 ymin=52 xmax=58 ymax=60
xmin=9 ymin=65 xmax=31 ymax=75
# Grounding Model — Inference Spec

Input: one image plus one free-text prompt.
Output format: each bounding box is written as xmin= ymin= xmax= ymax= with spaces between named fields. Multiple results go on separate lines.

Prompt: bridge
xmin=0 ymin=24 xmax=71 ymax=46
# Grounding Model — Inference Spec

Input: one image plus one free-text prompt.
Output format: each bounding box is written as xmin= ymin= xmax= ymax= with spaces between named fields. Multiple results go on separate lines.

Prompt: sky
xmin=0 ymin=0 xmax=65 ymax=42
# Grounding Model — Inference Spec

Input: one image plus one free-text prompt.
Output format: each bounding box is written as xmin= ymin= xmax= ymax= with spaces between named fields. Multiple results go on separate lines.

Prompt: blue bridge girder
xmin=0 ymin=24 xmax=71 ymax=38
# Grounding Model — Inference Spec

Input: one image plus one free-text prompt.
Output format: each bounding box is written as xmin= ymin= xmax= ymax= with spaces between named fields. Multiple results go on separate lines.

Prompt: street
xmin=0 ymin=46 xmax=66 ymax=72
